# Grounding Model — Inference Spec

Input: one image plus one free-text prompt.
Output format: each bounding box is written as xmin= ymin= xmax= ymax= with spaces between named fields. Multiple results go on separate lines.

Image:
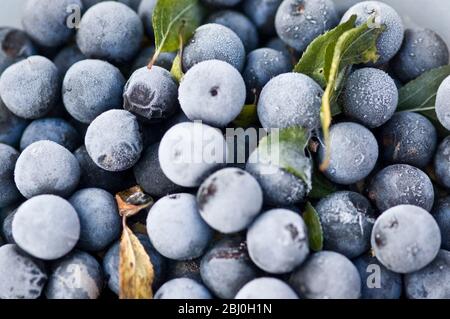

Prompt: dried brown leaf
xmin=116 ymin=186 xmax=154 ymax=218
xmin=119 ymin=225 xmax=154 ymax=299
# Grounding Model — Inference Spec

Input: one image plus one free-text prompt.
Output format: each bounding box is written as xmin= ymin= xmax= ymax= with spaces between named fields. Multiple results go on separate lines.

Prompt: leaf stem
xmin=122 ymin=214 xmax=127 ymax=229
xmin=319 ymin=95 xmax=332 ymax=172
xmin=147 ymin=47 xmax=162 ymax=69
xmin=177 ymin=28 xmax=185 ymax=72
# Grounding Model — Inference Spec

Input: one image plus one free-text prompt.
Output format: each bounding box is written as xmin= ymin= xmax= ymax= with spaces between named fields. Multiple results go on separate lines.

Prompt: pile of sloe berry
xmin=0 ymin=0 xmax=450 ymax=299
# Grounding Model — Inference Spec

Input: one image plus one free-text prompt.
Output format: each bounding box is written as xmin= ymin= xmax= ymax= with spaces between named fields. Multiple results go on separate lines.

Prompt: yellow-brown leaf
xmin=119 ymin=226 xmax=154 ymax=299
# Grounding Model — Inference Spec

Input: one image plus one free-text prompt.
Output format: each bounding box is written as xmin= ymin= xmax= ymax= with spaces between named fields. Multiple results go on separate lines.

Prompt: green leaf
xmin=319 ymin=16 xmax=384 ymax=170
xmin=398 ymin=65 xmax=450 ymax=111
xmin=309 ymin=168 xmax=338 ymax=199
xmin=275 ymin=126 xmax=310 ymax=149
xmin=294 ymin=16 xmax=357 ymax=88
xmin=397 ymin=65 xmax=450 ymax=137
xmin=257 ymin=126 xmax=312 ymax=191
xmin=232 ymin=104 xmax=258 ymax=127
xmin=303 ymin=202 xmax=323 ymax=252
xmin=152 ymin=0 xmax=203 ymax=53
xmin=170 ymin=53 xmax=184 ymax=82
